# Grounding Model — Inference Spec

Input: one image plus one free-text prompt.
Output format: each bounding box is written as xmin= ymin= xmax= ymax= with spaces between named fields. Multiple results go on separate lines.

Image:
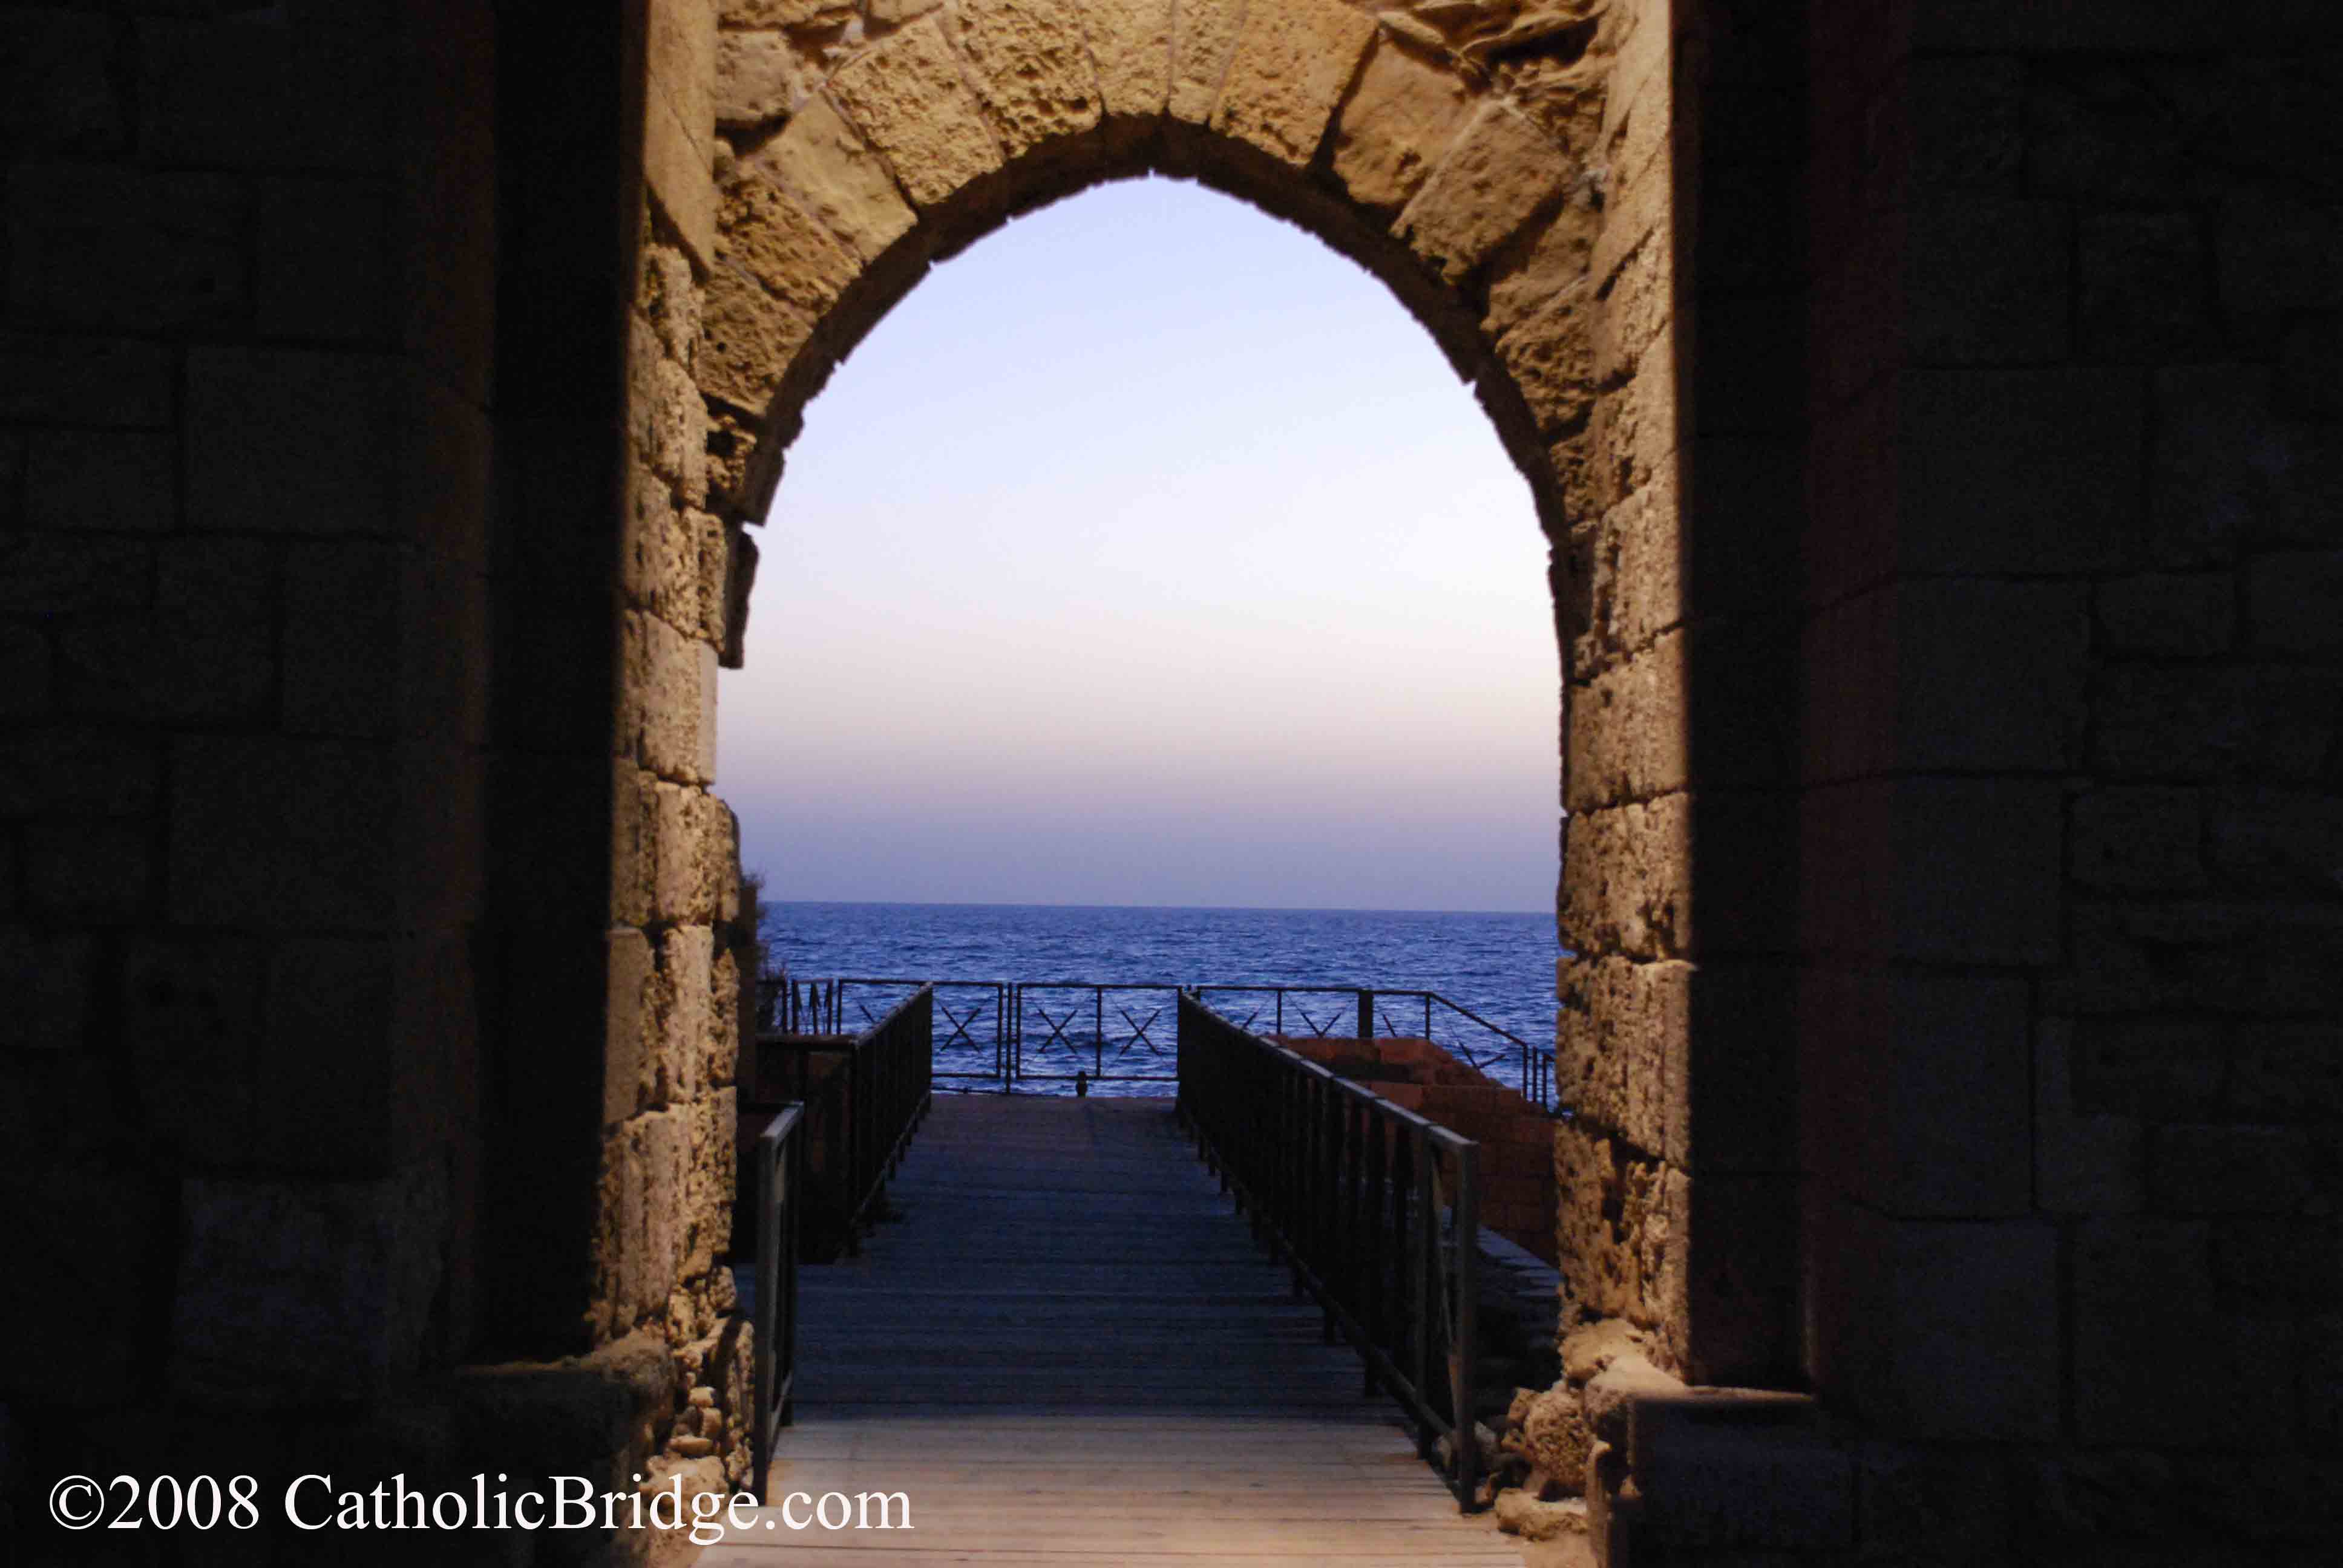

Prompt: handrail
xmin=749 ymin=1103 xmax=804 ymax=1501
xmin=765 ymin=974 xmax=1549 ymax=1106
xmin=1175 ymin=991 xmax=1482 ymax=1509
xmin=750 ymin=984 xmax=934 ymax=1257
xmin=1193 ymin=983 xmax=1550 ymax=1109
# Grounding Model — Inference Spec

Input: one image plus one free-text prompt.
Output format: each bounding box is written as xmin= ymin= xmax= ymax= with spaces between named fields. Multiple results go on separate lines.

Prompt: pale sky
xmin=716 ymin=175 xmax=1558 ymax=912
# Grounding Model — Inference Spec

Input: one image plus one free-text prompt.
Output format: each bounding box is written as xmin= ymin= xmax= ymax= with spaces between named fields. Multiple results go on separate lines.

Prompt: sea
xmin=759 ymin=901 xmax=1559 ymax=1101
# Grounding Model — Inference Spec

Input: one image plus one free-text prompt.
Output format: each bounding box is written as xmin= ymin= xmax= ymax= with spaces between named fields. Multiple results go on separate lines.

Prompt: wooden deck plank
xmin=717 ymin=1097 xmax=1521 ymax=1564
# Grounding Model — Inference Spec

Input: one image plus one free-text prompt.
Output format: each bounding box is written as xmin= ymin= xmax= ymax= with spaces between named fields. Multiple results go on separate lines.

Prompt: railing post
xmin=1451 ymin=1140 xmax=1480 ymax=1505
xmin=1358 ymin=987 xmax=1373 ymax=1040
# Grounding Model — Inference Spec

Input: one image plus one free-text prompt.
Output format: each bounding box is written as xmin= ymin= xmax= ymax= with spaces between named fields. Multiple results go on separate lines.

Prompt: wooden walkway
xmin=704 ymin=1095 xmax=1525 ymax=1565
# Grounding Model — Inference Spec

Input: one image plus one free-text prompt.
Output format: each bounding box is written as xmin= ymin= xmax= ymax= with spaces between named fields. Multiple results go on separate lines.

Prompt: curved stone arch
xmin=692 ymin=0 xmax=1606 ymax=553
xmin=616 ymin=0 xmax=1746 ymax=1406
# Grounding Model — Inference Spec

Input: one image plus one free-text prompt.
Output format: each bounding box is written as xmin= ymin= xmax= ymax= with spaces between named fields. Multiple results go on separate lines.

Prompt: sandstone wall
xmin=2 ymin=0 xmax=493 ymax=1451
xmin=1789 ymin=2 xmax=2343 ymax=1558
xmin=2 ymin=2 xmax=750 ymax=1559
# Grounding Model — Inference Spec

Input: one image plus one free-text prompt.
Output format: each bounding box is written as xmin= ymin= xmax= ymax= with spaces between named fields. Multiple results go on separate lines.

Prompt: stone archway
xmin=604 ymin=0 xmax=1784 ymax=1528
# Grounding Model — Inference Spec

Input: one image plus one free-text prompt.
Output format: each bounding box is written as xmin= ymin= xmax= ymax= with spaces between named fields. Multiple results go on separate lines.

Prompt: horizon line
xmin=756 ymin=897 xmax=1554 ymax=918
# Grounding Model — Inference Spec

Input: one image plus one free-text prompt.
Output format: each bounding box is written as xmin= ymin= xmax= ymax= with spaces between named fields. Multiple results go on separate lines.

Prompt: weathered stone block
xmin=169 ymin=736 xmax=396 ymax=930
xmin=1331 ymin=38 xmax=1472 ymax=214
xmin=1631 ymin=1394 xmax=1853 ymax=1549
xmin=24 ymin=814 xmax=149 ymax=923
xmin=2097 ymin=572 xmax=2234 ymax=656
xmin=55 ymin=539 xmax=276 ymax=722
xmin=23 ymin=429 xmax=175 ymax=534
xmin=1898 ymin=368 xmax=2142 ymax=573
xmin=1080 ymin=0 xmax=1173 ymax=119
xmin=746 ymin=95 xmax=917 ymax=264
xmin=253 ymin=938 xmax=401 ymax=1174
xmin=2079 ymin=207 xmax=2214 ymax=362
xmin=1167 ymin=0 xmax=1248 ymax=124
xmin=2071 ymin=786 xmax=2204 ymax=892
xmin=1898 ymin=578 xmax=2089 ymax=771
xmin=647 ymin=91 xmax=719 ymax=269
xmin=1890 ymin=777 xmax=2062 ymax=965
xmin=1904 ymin=198 xmax=2071 ymax=364
xmin=1560 ymin=793 xmax=1691 ymax=961
xmin=950 ymin=0 xmax=1104 ymax=158
xmin=2217 ymin=190 xmax=2338 ymax=353
xmin=1498 ymin=284 xmax=1596 ymax=439
xmin=140 ymin=19 xmax=393 ymax=171
xmin=2247 ymin=550 xmax=2343 ymax=653
xmin=656 ymin=924 xmax=715 ymax=1105
xmin=188 ymin=347 xmax=398 ymax=535
xmin=1838 ymin=1220 xmax=2062 ymax=1442
xmin=6 ymin=163 xmax=247 ymax=332
xmin=1553 ymin=1118 xmax=1680 ymax=1332
xmin=284 ymin=541 xmax=402 ymax=737
xmin=723 ymin=0 xmax=853 ymax=22
xmin=1558 ymin=954 xmax=1681 ymax=1159
xmin=608 ymin=926 xmax=656 ymax=1126
xmin=0 ymin=1165 xmax=159 ymax=1400
xmin=257 ymin=177 xmax=395 ymax=342
xmin=171 ymin=1162 xmax=445 ymax=1405
xmin=1210 ymin=0 xmax=1375 ymax=169
xmin=2152 ymin=364 xmax=2343 ymax=564
xmin=2072 ymin=1217 xmax=2293 ymax=1449
xmin=648 ymin=0 xmax=721 ymax=157
xmin=1397 ymin=103 xmax=1575 ymax=284
xmin=0 ymin=724 xmax=160 ymax=816
xmin=718 ymin=171 xmax=859 ymax=316
xmin=2069 ymin=1018 xmax=2224 ymax=1122
xmin=0 ymin=626 xmax=51 ymax=719
xmin=0 ymin=925 xmax=96 ymax=1052
xmin=0 ymin=334 xmax=172 ymax=428
xmin=623 ymin=610 xmax=720 ymax=785
xmin=2034 ymin=1019 xmax=2143 ymax=1216
xmin=1918 ymin=0 xmax=2332 ymax=51
xmin=714 ymin=28 xmax=803 ymax=129
xmin=1566 ymin=634 xmax=1686 ymax=812
xmin=1906 ymin=56 xmax=2024 ymax=188
xmin=2210 ymin=788 xmax=2343 ymax=898
xmin=830 ymin=17 xmax=1004 ymax=207
xmin=0 ymin=8 xmax=125 ymax=153
xmin=696 ymin=252 xmax=815 ymax=419
xmin=2094 ymin=665 xmax=2341 ymax=784
xmin=1856 ymin=976 xmax=2033 ymax=1219
xmin=2151 ymin=1124 xmax=2315 ymax=1216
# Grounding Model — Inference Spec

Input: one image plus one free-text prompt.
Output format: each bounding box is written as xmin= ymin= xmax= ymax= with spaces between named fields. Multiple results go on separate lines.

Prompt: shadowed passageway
xmin=706 ymin=1096 xmax=1521 ymax=1563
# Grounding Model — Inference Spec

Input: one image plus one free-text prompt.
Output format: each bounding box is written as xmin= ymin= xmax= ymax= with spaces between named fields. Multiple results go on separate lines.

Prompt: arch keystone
xmin=1078 ymin=0 xmax=1174 ymax=119
xmin=948 ymin=0 xmax=1105 ymax=157
xmin=1167 ymin=0 xmax=1250 ymax=125
xmin=828 ymin=15 xmax=1004 ymax=207
xmin=1211 ymin=0 xmax=1378 ymax=168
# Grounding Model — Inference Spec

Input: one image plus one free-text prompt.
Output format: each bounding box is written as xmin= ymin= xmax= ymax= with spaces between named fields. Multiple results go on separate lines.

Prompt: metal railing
xmin=747 ymin=1103 xmax=802 ymax=1501
xmin=751 ymin=984 xmax=934 ymax=1257
xmin=763 ymin=973 xmax=1548 ymax=1106
xmin=1175 ymin=991 xmax=1482 ymax=1509
xmin=1191 ymin=984 xmax=1549 ymax=1109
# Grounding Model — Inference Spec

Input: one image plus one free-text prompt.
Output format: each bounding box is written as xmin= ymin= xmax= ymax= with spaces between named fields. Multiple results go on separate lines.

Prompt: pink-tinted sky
xmin=717 ymin=176 xmax=1558 ymax=912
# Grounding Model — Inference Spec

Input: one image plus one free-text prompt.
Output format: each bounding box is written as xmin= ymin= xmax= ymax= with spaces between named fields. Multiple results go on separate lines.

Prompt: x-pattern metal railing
xmin=759 ymin=976 xmax=1552 ymax=1107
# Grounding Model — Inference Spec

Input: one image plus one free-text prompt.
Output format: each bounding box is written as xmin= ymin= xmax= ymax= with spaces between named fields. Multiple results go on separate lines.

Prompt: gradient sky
xmin=716 ymin=175 xmax=1558 ymax=912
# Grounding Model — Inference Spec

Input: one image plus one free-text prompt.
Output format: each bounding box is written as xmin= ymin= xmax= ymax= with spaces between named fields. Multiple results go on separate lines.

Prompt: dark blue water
xmin=760 ymin=901 xmax=1558 ymax=1099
